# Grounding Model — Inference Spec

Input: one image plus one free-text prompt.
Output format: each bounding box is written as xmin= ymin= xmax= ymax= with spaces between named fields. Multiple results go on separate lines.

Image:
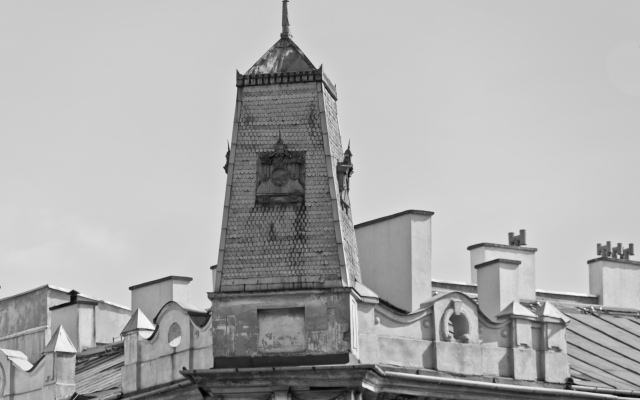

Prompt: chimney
xmin=475 ymin=259 xmax=521 ymax=320
xmin=355 ymin=210 xmax=433 ymax=312
xmin=49 ymin=290 xmax=99 ymax=352
xmin=468 ymin=230 xmax=537 ymax=301
xmin=129 ymin=276 xmax=193 ymax=321
xmin=588 ymin=242 xmax=640 ymax=309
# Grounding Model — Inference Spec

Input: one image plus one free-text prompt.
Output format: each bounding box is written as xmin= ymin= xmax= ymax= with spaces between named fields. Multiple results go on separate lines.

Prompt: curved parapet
xmin=0 ymin=325 xmax=76 ymax=399
xmin=357 ymin=291 xmax=570 ymax=383
xmin=121 ymin=302 xmax=212 ymax=395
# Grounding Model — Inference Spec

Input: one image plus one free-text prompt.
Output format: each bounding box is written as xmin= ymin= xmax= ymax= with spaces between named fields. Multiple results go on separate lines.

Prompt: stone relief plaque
xmin=256 ymin=135 xmax=305 ymax=205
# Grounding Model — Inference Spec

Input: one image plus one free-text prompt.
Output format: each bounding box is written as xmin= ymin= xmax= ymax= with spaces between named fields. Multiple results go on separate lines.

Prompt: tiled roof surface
xmin=75 ymin=342 xmax=123 ymax=397
xmin=558 ymin=305 xmax=640 ymax=390
xmin=322 ymin=85 xmax=360 ymax=284
xmin=221 ymin=83 xmax=344 ymax=285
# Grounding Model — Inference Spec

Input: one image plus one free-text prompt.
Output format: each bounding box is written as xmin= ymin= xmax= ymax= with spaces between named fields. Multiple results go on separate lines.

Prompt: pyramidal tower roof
xmin=43 ymin=325 xmax=77 ymax=354
xmin=214 ymin=1 xmax=359 ymax=293
xmin=245 ymin=0 xmax=316 ymax=75
xmin=121 ymin=309 xmax=156 ymax=335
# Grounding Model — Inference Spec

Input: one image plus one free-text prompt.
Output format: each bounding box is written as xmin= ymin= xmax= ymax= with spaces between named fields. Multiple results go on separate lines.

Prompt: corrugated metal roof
xmin=75 ymin=342 xmax=123 ymax=397
xmin=558 ymin=305 xmax=640 ymax=389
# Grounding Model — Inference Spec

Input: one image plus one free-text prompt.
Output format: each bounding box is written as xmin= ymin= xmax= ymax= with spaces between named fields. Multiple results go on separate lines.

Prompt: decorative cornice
xmin=236 ymin=66 xmax=338 ymax=100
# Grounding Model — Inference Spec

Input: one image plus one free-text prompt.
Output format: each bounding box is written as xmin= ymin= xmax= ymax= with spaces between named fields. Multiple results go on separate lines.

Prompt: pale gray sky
xmin=2 ymin=0 xmax=640 ymax=308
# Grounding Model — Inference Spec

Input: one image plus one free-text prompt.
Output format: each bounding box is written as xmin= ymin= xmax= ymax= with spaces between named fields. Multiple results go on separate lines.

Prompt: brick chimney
xmin=129 ymin=276 xmax=192 ymax=321
xmin=588 ymin=242 xmax=640 ymax=309
xmin=468 ymin=230 xmax=537 ymax=301
xmin=355 ymin=210 xmax=433 ymax=312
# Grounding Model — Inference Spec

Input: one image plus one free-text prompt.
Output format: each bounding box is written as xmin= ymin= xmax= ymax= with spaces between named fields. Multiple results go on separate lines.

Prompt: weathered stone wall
xmin=0 ymin=287 xmax=48 ymax=338
xmin=211 ymin=289 xmax=356 ymax=367
xmin=0 ymin=287 xmax=68 ymax=362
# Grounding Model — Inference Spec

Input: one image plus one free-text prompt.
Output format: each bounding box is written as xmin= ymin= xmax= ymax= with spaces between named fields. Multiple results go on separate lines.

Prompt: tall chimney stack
xmin=475 ymin=259 xmax=521 ymax=320
xmin=588 ymin=242 xmax=640 ymax=309
xmin=129 ymin=276 xmax=193 ymax=321
xmin=355 ymin=210 xmax=433 ymax=312
xmin=468 ymin=230 xmax=537 ymax=301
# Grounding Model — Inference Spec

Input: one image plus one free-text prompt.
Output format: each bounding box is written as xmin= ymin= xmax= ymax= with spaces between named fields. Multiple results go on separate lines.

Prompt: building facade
xmin=1 ymin=2 xmax=640 ymax=399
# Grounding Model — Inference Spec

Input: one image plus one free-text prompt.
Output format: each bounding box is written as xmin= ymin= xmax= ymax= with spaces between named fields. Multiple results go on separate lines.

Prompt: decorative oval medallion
xmin=271 ymin=168 xmax=290 ymax=187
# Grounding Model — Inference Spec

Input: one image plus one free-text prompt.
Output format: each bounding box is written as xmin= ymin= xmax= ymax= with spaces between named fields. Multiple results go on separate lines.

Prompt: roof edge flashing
xmin=129 ymin=276 xmax=193 ymax=291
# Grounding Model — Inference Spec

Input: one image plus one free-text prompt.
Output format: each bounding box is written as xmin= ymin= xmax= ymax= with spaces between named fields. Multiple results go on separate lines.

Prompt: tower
xmin=210 ymin=0 xmax=362 ymax=368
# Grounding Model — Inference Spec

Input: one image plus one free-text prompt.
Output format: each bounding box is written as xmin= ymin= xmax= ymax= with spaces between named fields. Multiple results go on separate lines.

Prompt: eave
xmin=180 ymin=365 xmax=620 ymax=399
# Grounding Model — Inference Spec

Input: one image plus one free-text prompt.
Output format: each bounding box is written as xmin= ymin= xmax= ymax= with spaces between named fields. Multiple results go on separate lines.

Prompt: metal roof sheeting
xmin=75 ymin=342 xmax=124 ymax=397
xmin=560 ymin=306 xmax=640 ymax=389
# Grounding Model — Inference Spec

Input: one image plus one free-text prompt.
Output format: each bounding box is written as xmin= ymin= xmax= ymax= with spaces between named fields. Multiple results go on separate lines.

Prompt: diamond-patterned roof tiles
xmin=219 ymin=80 xmax=360 ymax=289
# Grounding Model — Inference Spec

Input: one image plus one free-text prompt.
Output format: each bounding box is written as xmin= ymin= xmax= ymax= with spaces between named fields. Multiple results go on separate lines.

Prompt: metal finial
xmin=344 ymin=140 xmax=352 ymax=157
xmin=281 ymin=0 xmax=292 ymax=39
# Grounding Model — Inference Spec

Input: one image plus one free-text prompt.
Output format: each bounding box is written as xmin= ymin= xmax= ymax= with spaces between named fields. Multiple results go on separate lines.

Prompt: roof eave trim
xmin=236 ymin=66 xmax=338 ymax=100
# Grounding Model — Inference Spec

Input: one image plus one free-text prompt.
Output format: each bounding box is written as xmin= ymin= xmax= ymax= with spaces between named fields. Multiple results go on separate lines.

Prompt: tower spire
xmin=281 ymin=0 xmax=292 ymax=39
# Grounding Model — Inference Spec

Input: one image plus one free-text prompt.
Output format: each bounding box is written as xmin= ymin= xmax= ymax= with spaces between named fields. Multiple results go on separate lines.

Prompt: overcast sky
xmin=1 ymin=0 xmax=639 ymax=309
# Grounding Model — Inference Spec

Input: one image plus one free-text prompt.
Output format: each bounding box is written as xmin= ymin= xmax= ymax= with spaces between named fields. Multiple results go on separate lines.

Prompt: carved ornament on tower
xmin=256 ymin=134 xmax=305 ymax=205
xmin=336 ymin=142 xmax=354 ymax=213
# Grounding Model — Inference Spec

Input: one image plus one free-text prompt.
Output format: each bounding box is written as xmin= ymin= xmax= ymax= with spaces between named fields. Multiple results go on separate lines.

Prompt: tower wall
xmin=216 ymin=79 xmax=360 ymax=292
